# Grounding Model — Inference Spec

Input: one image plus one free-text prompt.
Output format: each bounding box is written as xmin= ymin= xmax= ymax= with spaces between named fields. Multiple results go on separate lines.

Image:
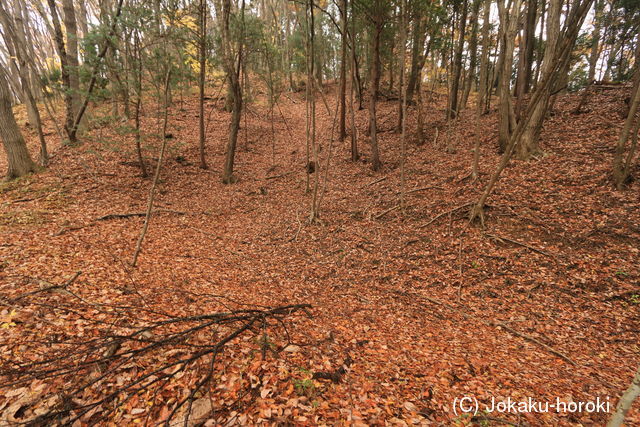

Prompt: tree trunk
xmin=497 ymin=0 xmax=521 ymax=153
xmin=338 ymin=0 xmax=347 ymax=141
xmin=62 ymin=0 xmax=80 ymax=116
xmin=0 ymin=66 xmax=37 ymax=179
xmin=516 ymin=0 xmax=561 ymax=159
xmin=515 ymin=0 xmax=538 ymax=117
xmin=47 ymin=0 xmax=74 ymax=140
xmin=0 ymin=4 xmax=48 ymax=165
xmin=396 ymin=1 xmax=408 ymax=132
xmin=461 ymin=0 xmax=481 ymax=110
xmin=406 ymin=14 xmax=427 ymax=104
xmin=448 ymin=0 xmax=468 ymax=119
xmin=469 ymin=0 xmax=593 ymax=224
xmin=477 ymin=0 xmax=491 ymax=114
xmin=218 ymin=0 xmax=244 ymax=184
xmin=349 ymin=0 xmax=359 ymax=161
xmin=368 ymin=12 xmax=383 ymax=171
xmin=473 ymin=0 xmax=492 ymax=179
xmin=607 ymin=365 xmax=640 ymax=427
xmin=574 ymin=0 xmax=604 ymax=113
xmin=198 ymin=0 xmax=208 ymax=169
xmin=613 ymin=39 xmax=640 ymax=189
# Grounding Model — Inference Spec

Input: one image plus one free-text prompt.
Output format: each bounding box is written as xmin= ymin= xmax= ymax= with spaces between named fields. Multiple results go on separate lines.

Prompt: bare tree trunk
xmin=368 ymin=0 xmax=384 ymax=171
xmin=477 ymin=0 xmax=491 ymax=115
xmin=515 ymin=0 xmax=538 ymax=117
xmin=613 ymin=41 xmax=640 ymax=189
xmin=399 ymin=0 xmax=407 ymax=209
xmin=497 ymin=0 xmax=521 ymax=153
xmin=516 ymin=0 xmax=561 ymax=159
xmin=198 ymin=0 xmax=208 ymax=169
xmin=62 ymin=0 xmax=80 ymax=116
xmin=0 ymin=4 xmax=48 ymax=165
xmin=218 ymin=0 xmax=244 ymax=184
xmin=47 ymin=0 xmax=74 ymax=140
xmin=0 ymin=66 xmax=37 ymax=180
xmin=406 ymin=12 xmax=427 ymax=104
xmin=338 ymin=0 xmax=347 ymax=141
xmin=574 ymin=0 xmax=604 ymax=113
xmin=607 ymin=365 xmax=640 ymax=427
xmin=448 ymin=0 xmax=468 ymax=119
xmin=307 ymin=0 xmax=320 ymax=221
xmin=461 ymin=0 xmax=481 ymax=110
xmin=133 ymin=30 xmax=147 ymax=178
xmin=472 ymin=0 xmax=492 ymax=180
xmin=131 ymin=69 xmax=171 ymax=267
xmin=396 ymin=0 xmax=408 ymax=132
xmin=77 ymin=0 xmax=89 ymax=40
xmin=469 ymin=0 xmax=593 ymax=225
xmin=349 ymin=0 xmax=359 ymax=161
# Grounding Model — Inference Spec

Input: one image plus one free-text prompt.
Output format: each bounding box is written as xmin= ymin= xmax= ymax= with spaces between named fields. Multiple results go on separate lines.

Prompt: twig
xmin=96 ymin=209 xmax=185 ymax=221
xmin=415 ymin=293 xmax=578 ymax=366
xmin=288 ymin=210 xmax=303 ymax=242
xmin=131 ymin=68 xmax=172 ymax=267
xmin=9 ymin=271 xmax=82 ymax=303
xmin=264 ymin=171 xmax=294 ymax=180
xmin=420 ymin=202 xmax=473 ymax=228
xmin=362 ymin=176 xmax=387 ymax=188
xmin=486 ymin=233 xmax=556 ymax=260
xmin=375 ymin=204 xmax=399 ymax=219
xmin=400 ymin=185 xmax=444 ymax=194
xmin=492 ymin=320 xmax=577 ymax=366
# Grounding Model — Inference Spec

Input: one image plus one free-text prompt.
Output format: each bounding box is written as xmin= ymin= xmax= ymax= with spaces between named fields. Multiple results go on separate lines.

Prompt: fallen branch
xmin=486 ymin=233 xmax=556 ymax=260
xmin=410 ymin=292 xmax=577 ymax=366
xmin=2 ymin=299 xmax=312 ymax=426
xmin=608 ymin=365 xmax=640 ymax=427
xmin=264 ymin=171 xmax=294 ymax=180
xmin=362 ymin=176 xmax=387 ymax=188
xmin=96 ymin=209 xmax=185 ymax=221
xmin=420 ymin=202 xmax=473 ymax=228
xmin=492 ymin=321 xmax=577 ymax=366
xmin=375 ymin=204 xmax=400 ymax=219
xmin=8 ymin=271 xmax=82 ymax=303
xmin=400 ymin=185 xmax=444 ymax=194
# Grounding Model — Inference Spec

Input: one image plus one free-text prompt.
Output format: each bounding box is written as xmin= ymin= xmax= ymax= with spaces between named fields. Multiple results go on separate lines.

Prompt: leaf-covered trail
xmin=1 ymin=85 xmax=639 ymax=425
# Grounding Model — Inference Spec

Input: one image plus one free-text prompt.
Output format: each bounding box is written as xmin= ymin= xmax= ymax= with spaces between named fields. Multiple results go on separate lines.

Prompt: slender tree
xmin=0 ymin=65 xmax=38 ymax=179
xmin=448 ymin=0 xmax=468 ymax=119
xmin=338 ymin=0 xmax=348 ymax=141
xmin=217 ymin=0 xmax=245 ymax=183
xmin=198 ymin=0 xmax=208 ymax=169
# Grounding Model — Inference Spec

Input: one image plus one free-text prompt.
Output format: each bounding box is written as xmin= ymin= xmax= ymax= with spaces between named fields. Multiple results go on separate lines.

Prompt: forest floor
xmin=1 ymin=83 xmax=640 ymax=426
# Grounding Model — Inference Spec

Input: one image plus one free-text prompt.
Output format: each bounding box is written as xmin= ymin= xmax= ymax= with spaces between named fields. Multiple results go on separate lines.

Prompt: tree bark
xmin=461 ymin=0 xmax=481 ymax=110
xmin=516 ymin=0 xmax=562 ymax=159
xmin=218 ymin=0 xmax=244 ymax=184
xmin=198 ymin=0 xmax=208 ymax=169
xmin=0 ymin=66 xmax=37 ymax=179
xmin=338 ymin=0 xmax=347 ymax=141
xmin=613 ymin=39 xmax=640 ymax=189
xmin=607 ymin=365 xmax=640 ymax=427
xmin=62 ymin=0 xmax=80 ymax=116
xmin=497 ymin=0 xmax=521 ymax=153
xmin=0 ymin=4 xmax=48 ymax=165
xmin=368 ymin=3 xmax=383 ymax=171
xmin=470 ymin=0 xmax=594 ymax=225
xmin=448 ymin=0 xmax=468 ymax=119
xmin=47 ymin=0 xmax=74 ymax=140
xmin=477 ymin=0 xmax=491 ymax=114
xmin=515 ymin=0 xmax=538 ymax=117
